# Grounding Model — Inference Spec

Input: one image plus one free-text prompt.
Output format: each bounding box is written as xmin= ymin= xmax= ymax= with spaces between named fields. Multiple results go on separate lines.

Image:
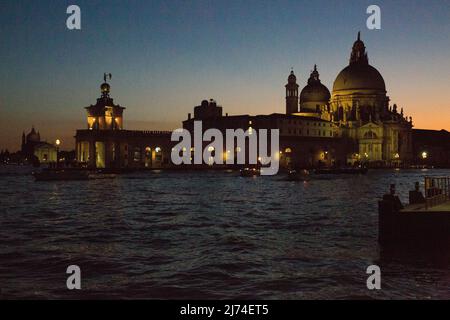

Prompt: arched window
xmin=364 ymin=131 xmax=377 ymax=139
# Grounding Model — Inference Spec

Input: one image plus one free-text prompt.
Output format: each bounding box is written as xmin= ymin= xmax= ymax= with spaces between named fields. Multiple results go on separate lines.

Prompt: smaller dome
xmin=300 ymin=83 xmax=331 ymax=103
xmin=300 ymin=65 xmax=331 ymax=104
xmin=26 ymin=128 xmax=40 ymax=143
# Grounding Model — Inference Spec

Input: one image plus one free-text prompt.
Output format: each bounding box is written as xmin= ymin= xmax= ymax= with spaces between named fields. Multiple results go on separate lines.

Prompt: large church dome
xmin=332 ymin=32 xmax=386 ymax=93
xmin=333 ymin=64 xmax=385 ymax=92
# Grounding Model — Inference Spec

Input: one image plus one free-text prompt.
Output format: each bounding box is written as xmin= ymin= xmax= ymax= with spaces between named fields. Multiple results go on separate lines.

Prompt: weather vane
xmin=104 ymin=73 xmax=112 ymax=82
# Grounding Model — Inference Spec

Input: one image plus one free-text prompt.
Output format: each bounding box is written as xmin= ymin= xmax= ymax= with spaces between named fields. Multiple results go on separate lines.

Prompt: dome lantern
xmin=349 ymin=31 xmax=369 ymax=65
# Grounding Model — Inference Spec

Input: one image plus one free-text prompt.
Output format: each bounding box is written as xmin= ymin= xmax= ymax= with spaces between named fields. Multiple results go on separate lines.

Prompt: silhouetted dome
xmin=26 ymin=128 xmax=40 ymax=143
xmin=333 ymin=64 xmax=385 ymax=92
xmin=300 ymin=84 xmax=331 ymax=103
xmin=300 ymin=65 xmax=330 ymax=104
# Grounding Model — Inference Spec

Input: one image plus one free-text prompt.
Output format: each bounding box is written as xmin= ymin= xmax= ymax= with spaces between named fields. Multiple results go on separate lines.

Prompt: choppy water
xmin=0 ymin=165 xmax=449 ymax=299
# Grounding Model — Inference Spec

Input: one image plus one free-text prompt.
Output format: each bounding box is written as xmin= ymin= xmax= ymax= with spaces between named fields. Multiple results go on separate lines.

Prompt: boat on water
xmin=33 ymin=169 xmax=90 ymax=181
xmin=286 ymin=169 xmax=310 ymax=181
xmin=314 ymin=167 xmax=368 ymax=175
xmin=240 ymin=167 xmax=260 ymax=177
xmin=88 ymin=173 xmax=117 ymax=180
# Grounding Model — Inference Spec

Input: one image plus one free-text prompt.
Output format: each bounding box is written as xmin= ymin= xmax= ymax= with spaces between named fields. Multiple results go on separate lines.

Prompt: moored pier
xmin=378 ymin=177 xmax=450 ymax=248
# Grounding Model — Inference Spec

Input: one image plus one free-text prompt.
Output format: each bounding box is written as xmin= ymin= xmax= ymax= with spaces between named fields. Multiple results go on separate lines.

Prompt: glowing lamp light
xmin=155 ymin=147 xmax=161 ymax=153
xmin=55 ymin=139 xmax=61 ymax=146
xmin=422 ymin=151 xmax=428 ymax=159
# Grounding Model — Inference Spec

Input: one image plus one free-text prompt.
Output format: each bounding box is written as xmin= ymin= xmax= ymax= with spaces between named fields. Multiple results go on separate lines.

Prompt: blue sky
xmin=0 ymin=0 xmax=449 ymax=150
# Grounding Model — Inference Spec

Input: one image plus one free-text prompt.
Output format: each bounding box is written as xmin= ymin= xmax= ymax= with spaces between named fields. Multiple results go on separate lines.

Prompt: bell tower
xmin=285 ymin=69 xmax=299 ymax=114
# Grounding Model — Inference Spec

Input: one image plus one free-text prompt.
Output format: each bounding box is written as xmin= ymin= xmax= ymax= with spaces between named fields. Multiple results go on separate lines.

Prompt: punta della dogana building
xmin=75 ymin=79 xmax=174 ymax=169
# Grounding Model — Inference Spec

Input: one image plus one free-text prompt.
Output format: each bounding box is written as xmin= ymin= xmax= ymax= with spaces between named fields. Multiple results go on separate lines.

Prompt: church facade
xmin=289 ymin=32 xmax=413 ymax=166
xmin=21 ymin=127 xmax=57 ymax=164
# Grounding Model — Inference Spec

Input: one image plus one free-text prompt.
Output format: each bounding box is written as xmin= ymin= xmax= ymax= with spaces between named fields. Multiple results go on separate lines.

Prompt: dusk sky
xmin=0 ymin=0 xmax=449 ymax=151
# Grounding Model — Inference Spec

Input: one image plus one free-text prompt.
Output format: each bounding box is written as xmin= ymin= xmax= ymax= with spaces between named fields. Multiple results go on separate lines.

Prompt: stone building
xmin=330 ymin=32 xmax=413 ymax=165
xmin=284 ymin=33 xmax=413 ymax=166
xmin=75 ymin=78 xmax=173 ymax=169
xmin=21 ymin=127 xmax=57 ymax=164
xmin=34 ymin=143 xmax=57 ymax=164
xmin=182 ymin=99 xmax=349 ymax=168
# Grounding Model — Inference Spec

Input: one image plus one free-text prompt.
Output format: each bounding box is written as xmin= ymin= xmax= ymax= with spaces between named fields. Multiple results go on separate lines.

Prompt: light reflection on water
xmin=0 ymin=166 xmax=449 ymax=299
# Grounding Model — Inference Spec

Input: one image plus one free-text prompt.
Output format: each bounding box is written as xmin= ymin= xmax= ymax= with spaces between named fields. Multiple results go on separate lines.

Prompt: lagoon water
xmin=1 ymin=166 xmax=449 ymax=299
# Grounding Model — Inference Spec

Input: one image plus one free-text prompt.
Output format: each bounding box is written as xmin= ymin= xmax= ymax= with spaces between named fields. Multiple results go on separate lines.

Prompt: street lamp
xmin=421 ymin=151 xmax=428 ymax=159
xmin=55 ymin=139 xmax=61 ymax=168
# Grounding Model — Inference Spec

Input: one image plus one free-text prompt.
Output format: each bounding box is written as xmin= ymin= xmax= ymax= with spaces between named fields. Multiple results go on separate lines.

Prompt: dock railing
xmin=424 ymin=176 xmax=450 ymax=209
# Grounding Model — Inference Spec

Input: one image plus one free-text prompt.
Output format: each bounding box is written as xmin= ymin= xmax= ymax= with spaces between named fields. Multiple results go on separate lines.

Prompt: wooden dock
xmin=401 ymin=201 xmax=450 ymax=213
xmin=378 ymin=177 xmax=450 ymax=248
